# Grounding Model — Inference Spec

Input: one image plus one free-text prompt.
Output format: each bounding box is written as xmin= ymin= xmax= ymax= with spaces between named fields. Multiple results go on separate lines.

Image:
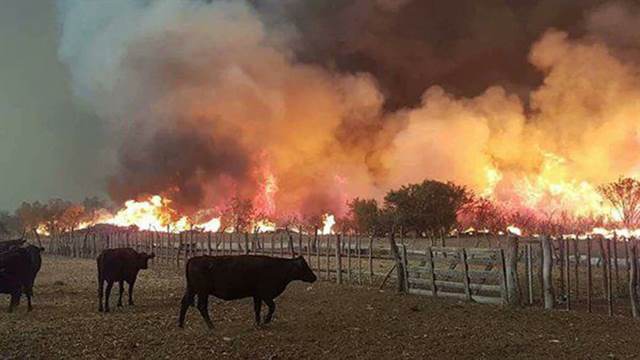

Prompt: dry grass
xmin=1 ymin=256 xmax=640 ymax=359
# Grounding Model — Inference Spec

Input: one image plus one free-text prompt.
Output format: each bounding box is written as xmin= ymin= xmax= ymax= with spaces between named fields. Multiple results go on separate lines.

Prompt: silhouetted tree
xmin=384 ymin=180 xmax=471 ymax=237
xmin=599 ymin=177 xmax=640 ymax=228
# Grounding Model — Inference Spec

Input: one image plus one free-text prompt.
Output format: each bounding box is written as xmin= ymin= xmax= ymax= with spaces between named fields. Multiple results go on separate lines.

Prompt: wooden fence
xmin=34 ymin=230 xmax=640 ymax=318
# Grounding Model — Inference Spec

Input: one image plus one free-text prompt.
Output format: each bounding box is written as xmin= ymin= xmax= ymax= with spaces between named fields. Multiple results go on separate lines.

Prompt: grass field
xmin=1 ymin=256 xmax=640 ymax=359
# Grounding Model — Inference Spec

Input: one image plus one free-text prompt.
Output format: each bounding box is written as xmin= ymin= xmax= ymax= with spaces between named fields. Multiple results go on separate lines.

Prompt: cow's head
xmin=291 ymin=256 xmax=317 ymax=283
xmin=137 ymin=252 xmax=155 ymax=269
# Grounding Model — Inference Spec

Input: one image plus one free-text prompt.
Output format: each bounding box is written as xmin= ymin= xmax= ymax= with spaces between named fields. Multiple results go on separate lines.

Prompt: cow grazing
xmin=97 ymin=248 xmax=155 ymax=312
xmin=178 ymin=255 xmax=317 ymax=329
xmin=0 ymin=244 xmax=44 ymax=312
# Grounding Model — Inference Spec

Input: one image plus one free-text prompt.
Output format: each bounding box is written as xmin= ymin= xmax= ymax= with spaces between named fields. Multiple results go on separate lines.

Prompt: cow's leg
xmin=263 ymin=299 xmax=276 ymax=324
xmin=25 ymin=286 xmax=33 ymax=312
xmin=178 ymin=286 xmax=195 ymax=328
xmin=253 ymin=297 xmax=262 ymax=326
xmin=104 ymin=281 xmax=114 ymax=313
xmin=98 ymin=279 xmax=104 ymax=312
xmin=8 ymin=290 xmax=21 ymax=313
xmin=128 ymin=279 xmax=136 ymax=306
xmin=117 ymin=281 xmax=124 ymax=307
xmin=196 ymin=293 xmax=214 ymax=330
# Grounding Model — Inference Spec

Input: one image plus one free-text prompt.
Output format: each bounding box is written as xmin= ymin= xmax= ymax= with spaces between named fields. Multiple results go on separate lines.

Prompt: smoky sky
xmin=0 ymin=0 xmax=110 ymax=211
xmin=251 ymin=0 xmax=634 ymax=109
xmin=2 ymin=0 xmax=637 ymax=212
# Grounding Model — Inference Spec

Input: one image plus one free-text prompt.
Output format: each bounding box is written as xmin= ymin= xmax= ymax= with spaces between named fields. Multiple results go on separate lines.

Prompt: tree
xmin=347 ymin=198 xmax=385 ymax=236
xmin=598 ymin=177 xmax=640 ymax=228
xmin=384 ymin=180 xmax=471 ymax=237
xmin=220 ymin=196 xmax=255 ymax=232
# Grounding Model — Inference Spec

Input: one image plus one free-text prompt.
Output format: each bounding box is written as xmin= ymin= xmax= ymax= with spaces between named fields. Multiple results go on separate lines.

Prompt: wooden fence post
xmin=326 ymin=236 xmax=331 ymax=280
xmin=526 ymin=243 xmax=533 ymax=305
xmin=606 ymin=238 xmax=614 ymax=316
xmin=573 ymin=238 xmax=579 ymax=303
xmin=587 ymin=236 xmax=593 ymax=312
xmin=565 ymin=238 xmax=571 ymax=311
xmin=629 ymin=238 xmax=639 ymax=318
xmin=244 ymin=233 xmax=250 ymax=255
xmin=460 ymin=248 xmax=472 ymax=302
xmin=368 ymin=237 xmax=374 ymax=285
xmin=387 ymin=232 xmax=405 ymax=293
xmin=541 ymin=236 xmax=554 ymax=310
xmin=506 ymin=236 xmax=521 ymax=306
xmin=336 ymin=235 xmax=342 ymax=285
xmin=347 ymin=235 xmax=352 ymax=282
xmin=427 ymin=247 xmax=437 ymax=298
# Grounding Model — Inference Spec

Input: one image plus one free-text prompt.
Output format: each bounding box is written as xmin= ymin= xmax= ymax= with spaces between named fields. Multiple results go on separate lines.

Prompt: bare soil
xmin=1 ymin=256 xmax=640 ymax=359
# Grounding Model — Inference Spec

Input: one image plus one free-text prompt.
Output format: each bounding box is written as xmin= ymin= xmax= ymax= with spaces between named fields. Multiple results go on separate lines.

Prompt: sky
xmin=0 ymin=0 xmax=109 ymax=211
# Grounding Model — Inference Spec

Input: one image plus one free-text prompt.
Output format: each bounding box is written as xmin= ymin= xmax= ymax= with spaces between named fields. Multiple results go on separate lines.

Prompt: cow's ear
xmin=148 ymin=253 xmax=156 ymax=259
xmin=39 ymin=247 xmax=45 ymax=253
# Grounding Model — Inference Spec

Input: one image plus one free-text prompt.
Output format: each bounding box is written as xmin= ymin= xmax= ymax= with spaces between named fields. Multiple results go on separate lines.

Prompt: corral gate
xmin=402 ymin=246 xmax=509 ymax=305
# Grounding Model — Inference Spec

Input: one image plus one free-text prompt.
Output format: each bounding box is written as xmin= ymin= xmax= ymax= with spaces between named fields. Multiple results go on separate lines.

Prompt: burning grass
xmin=2 ymin=256 xmax=640 ymax=359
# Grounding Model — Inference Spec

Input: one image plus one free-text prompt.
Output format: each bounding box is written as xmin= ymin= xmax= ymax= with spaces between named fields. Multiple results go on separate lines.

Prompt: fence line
xmin=31 ymin=231 xmax=640 ymax=318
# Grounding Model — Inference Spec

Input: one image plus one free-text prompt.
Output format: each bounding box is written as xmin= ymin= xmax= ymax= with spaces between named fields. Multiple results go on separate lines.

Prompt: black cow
xmin=0 ymin=239 xmax=26 ymax=254
xmin=0 ymin=245 xmax=44 ymax=312
xmin=97 ymin=248 xmax=155 ymax=312
xmin=178 ymin=255 xmax=317 ymax=329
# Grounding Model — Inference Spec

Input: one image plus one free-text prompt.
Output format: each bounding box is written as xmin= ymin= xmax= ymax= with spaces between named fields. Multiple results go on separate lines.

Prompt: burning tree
xmin=220 ymin=196 xmax=255 ymax=233
xmin=598 ymin=177 xmax=640 ymax=228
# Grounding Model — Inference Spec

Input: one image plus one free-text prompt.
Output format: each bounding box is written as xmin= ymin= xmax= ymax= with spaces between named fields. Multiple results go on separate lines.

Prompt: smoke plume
xmin=57 ymin=0 xmax=640 ymax=220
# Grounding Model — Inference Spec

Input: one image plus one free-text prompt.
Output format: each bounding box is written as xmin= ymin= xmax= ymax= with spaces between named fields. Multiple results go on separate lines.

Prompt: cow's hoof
xmin=129 ymin=302 xmax=135 ymax=306
xmin=27 ymin=307 xmax=33 ymax=312
xmin=117 ymin=303 xmax=122 ymax=307
xmin=104 ymin=308 xmax=110 ymax=313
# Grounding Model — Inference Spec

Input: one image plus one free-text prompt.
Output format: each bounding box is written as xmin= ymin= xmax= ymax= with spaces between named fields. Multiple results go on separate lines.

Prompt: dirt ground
xmin=1 ymin=257 xmax=640 ymax=359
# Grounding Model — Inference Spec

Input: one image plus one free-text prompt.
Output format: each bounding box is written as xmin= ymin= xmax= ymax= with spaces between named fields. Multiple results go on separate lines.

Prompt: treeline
xmin=0 ymin=197 xmax=107 ymax=239
xmin=1 ymin=176 xmax=637 ymax=239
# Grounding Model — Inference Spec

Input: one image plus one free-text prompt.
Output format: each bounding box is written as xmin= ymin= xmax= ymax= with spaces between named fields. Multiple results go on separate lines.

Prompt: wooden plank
xmin=407 ymin=289 xmax=503 ymax=305
xmin=432 ymin=269 xmax=500 ymax=280
xmin=409 ymin=278 xmax=501 ymax=293
xmin=526 ymin=243 xmax=533 ymax=305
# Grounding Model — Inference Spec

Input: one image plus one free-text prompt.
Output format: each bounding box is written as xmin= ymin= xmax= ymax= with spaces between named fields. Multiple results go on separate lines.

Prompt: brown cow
xmin=178 ymin=255 xmax=317 ymax=329
xmin=97 ymin=248 xmax=154 ymax=312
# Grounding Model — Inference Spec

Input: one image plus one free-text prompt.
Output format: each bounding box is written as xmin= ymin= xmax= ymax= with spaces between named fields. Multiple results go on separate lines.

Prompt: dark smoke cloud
xmin=251 ymin=0 xmax=635 ymax=108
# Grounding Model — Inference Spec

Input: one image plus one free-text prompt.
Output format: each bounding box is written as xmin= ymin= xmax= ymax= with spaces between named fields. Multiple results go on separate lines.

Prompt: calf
xmin=0 ymin=245 xmax=44 ymax=312
xmin=97 ymin=248 xmax=155 ymax=312
xmin=178 ymin=255 xmax=317 ymax=329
